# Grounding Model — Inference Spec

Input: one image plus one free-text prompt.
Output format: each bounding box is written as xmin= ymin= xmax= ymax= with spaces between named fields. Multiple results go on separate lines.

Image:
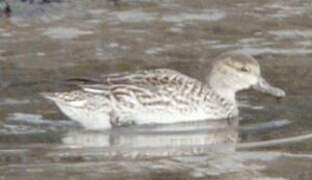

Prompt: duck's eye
xmin=240 ymin=66 xmax=249 ymax=72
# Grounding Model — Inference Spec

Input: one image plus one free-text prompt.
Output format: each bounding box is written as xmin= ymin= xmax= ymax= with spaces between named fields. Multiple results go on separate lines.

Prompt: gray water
xmin=1 ymin=0 xmax=312 ymax=179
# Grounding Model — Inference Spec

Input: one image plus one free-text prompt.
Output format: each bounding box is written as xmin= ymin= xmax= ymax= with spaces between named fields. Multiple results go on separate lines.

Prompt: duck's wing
xmin=102 ymin=68 xmax=191 ymax=86
xmin=70 ymin=69 xmax=195 ymax=94
xmin=69 ymin=69 xmax=208 ymax=109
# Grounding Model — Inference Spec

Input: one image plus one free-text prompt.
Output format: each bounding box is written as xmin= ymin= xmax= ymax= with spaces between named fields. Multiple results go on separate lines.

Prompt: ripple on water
xmin=269 ymin=30 xmax=312 ymax=39
xmin=266 ymin=2 xmax=308 ymax=19
xmin=0 ymin=113 xmax=79 ymax=135
xmin=1 ymin=112 xmax=238 ymax=154
xmin=112 ymin=10 xmax=157 ymax=23
xmin=0 ymin=98 xmax=30 ymax=106
xmin=43 ymin=27 xmax=93 ymax=40
xmin=239 ymin=47 xmax=312 ymax=56
xmin=162 ymin=9 xmax=226 ymax=23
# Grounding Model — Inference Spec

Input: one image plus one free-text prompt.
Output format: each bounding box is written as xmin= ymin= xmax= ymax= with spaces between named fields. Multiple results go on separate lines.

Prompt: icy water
xmin=1 ymin=0 xmax=312 ymax=179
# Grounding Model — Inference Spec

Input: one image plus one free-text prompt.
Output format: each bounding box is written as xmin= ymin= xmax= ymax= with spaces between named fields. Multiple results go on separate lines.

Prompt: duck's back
xmin=77 ymin=69 xmax=235 ymax=125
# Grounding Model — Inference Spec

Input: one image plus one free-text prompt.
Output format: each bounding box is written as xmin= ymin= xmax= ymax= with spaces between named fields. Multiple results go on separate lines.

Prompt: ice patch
xmin=43 ymin=27 xmax=93 ymax=40
xmin=113 ymin=10 xmax=157 ymax=23
xmin=162 ymin=10 xmax=225 ymax=23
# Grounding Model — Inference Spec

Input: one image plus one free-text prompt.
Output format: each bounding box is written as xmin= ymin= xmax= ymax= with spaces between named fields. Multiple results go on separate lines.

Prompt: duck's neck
xmin=208 ymin=79 xmax=236 ymax=104
xmin=213 ymin=88 xmax=236 ymax=103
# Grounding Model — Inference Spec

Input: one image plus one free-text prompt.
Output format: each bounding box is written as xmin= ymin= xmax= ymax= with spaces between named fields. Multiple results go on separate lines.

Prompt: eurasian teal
xmin=42 ymin=51 xmax=285 ymax=129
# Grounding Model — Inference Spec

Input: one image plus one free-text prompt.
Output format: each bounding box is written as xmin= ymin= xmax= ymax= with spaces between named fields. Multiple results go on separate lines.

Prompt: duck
xmin=42 ymin=51 xmax=285 ymax=129
xmin=0 ymin=0 xmax=11 ymax=17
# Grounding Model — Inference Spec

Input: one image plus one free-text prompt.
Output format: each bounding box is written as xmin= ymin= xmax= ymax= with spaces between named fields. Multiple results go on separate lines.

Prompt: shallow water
xmin=1 ymin=0 xmax=312 ymax=179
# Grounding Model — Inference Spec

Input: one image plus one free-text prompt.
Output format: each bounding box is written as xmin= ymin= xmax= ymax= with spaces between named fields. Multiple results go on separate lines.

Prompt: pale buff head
xmin=208 ymin=51 xmax=285 ymax=101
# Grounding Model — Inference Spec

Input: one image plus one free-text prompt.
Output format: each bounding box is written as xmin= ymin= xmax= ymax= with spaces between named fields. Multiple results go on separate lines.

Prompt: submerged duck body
xmin=43 ymin=51 xmax=285 ymax=129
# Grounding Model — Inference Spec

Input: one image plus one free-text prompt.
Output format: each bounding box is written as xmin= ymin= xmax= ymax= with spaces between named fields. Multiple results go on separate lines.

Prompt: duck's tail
xmin=40 ymin=92 xmax=61 ymax=102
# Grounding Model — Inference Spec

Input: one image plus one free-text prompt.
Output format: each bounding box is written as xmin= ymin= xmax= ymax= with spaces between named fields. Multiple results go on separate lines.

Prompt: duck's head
xmin=208 ymin=51 xmax=285 ymax=102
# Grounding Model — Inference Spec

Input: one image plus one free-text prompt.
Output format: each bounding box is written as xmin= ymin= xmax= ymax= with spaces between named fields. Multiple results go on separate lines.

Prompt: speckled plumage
xmin=42 ymin=51 xmax=285 ymax=129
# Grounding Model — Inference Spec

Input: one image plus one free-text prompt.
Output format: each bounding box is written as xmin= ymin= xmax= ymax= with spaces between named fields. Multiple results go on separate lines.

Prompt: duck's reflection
xmin=62 ymin=118 xmax=239 ymax=156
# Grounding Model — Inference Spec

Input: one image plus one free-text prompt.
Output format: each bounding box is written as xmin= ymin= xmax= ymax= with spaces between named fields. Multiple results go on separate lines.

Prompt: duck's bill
xmin=252 ymin=77 xmax=286 ymax=98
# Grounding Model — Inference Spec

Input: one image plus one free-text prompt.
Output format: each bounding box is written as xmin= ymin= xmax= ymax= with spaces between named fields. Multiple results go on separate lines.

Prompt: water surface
xmin=1 ymin=0 xmax=312 ymax=179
